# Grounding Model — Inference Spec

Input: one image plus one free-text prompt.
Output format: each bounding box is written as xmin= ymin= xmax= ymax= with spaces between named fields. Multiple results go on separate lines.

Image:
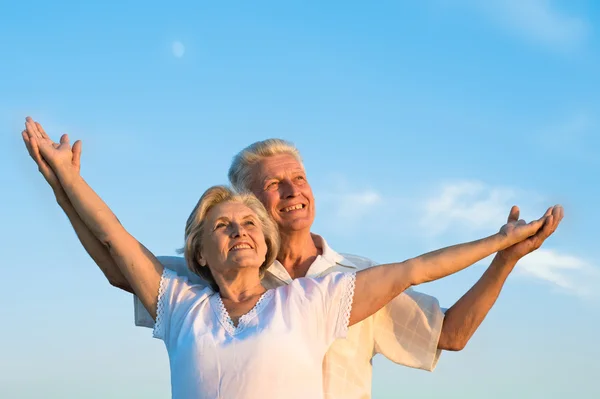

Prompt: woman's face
xmin=201 ymin=201 xmax=268 ymax=277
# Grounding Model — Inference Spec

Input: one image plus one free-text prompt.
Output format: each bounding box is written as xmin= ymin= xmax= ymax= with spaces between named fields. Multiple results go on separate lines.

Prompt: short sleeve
xmin=372 ymin=287 xmax=444 ymax=371
xmin=134 ymin=256 xmax=207 ymax=328
xmin=291 ymin=272 xmax=356 ymax=346
xmin=152 ymin=268 xmax=211 ymax=345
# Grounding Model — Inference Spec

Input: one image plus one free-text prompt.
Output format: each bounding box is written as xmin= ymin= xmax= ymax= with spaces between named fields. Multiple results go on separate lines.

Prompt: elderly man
xmin=27 ymin=126 xmax=561 ymax=399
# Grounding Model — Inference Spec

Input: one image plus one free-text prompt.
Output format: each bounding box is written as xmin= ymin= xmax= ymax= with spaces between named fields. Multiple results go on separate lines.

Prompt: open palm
xmin=499 ymin=205 xmax=564 ymax=262
xmin=23 ymin=117 xmax=82 ymax=187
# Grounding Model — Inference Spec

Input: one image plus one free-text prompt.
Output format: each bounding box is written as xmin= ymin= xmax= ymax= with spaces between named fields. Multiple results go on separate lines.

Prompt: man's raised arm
xmin=437 ymin=205 xmax=563 ymax=351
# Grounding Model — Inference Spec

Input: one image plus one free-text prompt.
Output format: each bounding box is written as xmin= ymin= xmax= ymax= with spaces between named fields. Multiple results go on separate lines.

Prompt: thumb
xmin=59 ymin=133 xmax=70 ymax=147
xmin=72 ymin=140 xmax=82 ymax=172
xmin=507 ymin=205 xmax=519 ymax=223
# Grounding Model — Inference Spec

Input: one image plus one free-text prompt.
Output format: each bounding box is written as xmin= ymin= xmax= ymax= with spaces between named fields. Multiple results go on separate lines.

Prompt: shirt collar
xmin=265 ymin=233 xmax=358 ymax=284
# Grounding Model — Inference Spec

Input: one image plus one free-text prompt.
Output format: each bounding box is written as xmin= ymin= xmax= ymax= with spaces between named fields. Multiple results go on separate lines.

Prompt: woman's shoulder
xmin=161 ymin=268 xmax=215 ymax=304
xmin=274 ymin=272 xmax=351 ymax=299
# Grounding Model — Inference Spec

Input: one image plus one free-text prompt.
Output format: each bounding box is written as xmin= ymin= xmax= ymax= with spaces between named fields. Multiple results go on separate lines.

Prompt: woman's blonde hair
xmin=179 ymin=185 xmax=280 ymax=290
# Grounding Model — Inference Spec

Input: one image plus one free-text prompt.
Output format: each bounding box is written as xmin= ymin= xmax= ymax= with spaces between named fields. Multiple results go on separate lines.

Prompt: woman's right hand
xmin=22 ymin=117 xmax=82 ymax=198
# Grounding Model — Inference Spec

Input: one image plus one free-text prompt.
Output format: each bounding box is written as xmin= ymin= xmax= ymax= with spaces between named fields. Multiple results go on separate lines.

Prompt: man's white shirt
xmin=134 ymin=234 xmax=444 ymax=399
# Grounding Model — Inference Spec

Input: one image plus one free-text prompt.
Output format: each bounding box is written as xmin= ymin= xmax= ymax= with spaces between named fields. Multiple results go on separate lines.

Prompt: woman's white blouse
xmin=153 ymin=268 xmax=357 ymax=399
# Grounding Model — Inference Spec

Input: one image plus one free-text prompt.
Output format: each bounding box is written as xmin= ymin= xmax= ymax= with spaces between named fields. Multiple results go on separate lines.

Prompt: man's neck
xmin=277 ymin=231 xmax=320 ymax=279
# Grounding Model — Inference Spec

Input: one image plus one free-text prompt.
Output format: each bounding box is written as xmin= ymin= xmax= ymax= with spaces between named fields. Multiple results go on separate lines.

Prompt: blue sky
xmin=1 ymin=1 xmax=598 ymax=398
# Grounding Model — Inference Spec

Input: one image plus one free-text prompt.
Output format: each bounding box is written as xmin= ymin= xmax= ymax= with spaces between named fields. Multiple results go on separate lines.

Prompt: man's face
xmin=250 ymin=153 xmax=315 ymax=234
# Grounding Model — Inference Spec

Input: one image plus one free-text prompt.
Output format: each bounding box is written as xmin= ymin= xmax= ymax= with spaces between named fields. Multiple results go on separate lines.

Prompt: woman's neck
xmin=214 ymin=268 xmax=265 ymax=302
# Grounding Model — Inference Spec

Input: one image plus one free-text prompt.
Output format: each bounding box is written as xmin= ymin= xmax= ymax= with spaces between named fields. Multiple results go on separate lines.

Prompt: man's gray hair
xmin=228 ymin=138 xmax=303 ymax=192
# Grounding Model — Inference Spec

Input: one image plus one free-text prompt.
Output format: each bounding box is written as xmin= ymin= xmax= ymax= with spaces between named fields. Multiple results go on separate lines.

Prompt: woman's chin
xmin=227 ymin=255 xmax=263 ymax=270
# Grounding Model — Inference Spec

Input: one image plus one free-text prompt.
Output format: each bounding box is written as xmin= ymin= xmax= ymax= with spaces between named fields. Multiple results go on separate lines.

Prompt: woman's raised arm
xmin=25 ymin=118 xmax=163 ymax=320
xmin=348 ymin=207 xmax=561 ymax=326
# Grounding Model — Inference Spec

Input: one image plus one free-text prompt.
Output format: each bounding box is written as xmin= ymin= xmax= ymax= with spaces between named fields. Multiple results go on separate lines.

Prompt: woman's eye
xmin=245 ymin=220 xmax=256 ymax=226
xmin=215 ymin=223 xmax=226 ymax=229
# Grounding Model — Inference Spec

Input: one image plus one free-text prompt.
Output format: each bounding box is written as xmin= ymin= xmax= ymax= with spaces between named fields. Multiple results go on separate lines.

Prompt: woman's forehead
xmin=207 ymin=201 xmax=257 ymax=220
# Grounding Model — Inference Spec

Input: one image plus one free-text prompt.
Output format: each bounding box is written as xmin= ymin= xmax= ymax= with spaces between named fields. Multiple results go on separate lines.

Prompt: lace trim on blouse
xmin=152 ymin=268 xmax=176 ymax=339
xmin=338 ymin=272 xmax=357 ymax=335
xmin=214 ymin=289 xmax=275 ymax=335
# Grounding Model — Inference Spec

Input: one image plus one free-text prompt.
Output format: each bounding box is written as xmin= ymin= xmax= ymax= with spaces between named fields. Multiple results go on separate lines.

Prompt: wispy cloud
xmin=419 ymin=181 xmax=519 ymax=237
xmin=315 ymin=173 xmax=388 ymax=231
xmin=516 ymin=249 xmax=598 ymax=298
xmin=418 ymin=180 xmax=596 ymax=297
xmin=317 ymin=177 xmax=596 ymax=297
xmin=318 ymin=188 xmax=383 ymax=230
xmin=461 ymin=0 xmax=590 ymax=51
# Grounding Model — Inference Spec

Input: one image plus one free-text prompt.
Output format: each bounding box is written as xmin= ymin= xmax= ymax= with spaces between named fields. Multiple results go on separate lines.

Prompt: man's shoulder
xmin=337 ymin=252 xmax=379 ymax=271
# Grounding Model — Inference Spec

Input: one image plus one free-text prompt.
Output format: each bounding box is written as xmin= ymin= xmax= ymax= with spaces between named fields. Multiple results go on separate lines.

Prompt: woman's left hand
xmin=24 ymin=116 xmax=80 ymax=176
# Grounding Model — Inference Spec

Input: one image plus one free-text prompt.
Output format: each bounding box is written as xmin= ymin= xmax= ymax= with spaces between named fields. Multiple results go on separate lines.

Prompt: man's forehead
xmin=254 ymin=155 xmax=305 ymax=179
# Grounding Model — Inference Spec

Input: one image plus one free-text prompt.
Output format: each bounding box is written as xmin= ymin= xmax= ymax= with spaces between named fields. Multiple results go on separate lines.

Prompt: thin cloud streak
xmin=459 ymin=0 xmax=590 ymax=51
xmin=318 ymin=178 xmax=596 ymax=298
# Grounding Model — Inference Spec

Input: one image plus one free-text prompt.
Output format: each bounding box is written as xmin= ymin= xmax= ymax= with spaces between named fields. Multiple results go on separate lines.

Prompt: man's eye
xmin=266 ymin=182 xmax=278 ymax=189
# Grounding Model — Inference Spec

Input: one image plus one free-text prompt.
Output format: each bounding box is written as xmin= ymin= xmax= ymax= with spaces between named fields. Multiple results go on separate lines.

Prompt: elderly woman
xmin=22 ymin=119 xmax=559 ymax=399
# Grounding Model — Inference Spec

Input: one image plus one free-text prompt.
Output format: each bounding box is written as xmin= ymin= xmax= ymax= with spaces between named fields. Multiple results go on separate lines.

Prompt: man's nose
xmin=281 ymin=180 xmax=300 ymax=198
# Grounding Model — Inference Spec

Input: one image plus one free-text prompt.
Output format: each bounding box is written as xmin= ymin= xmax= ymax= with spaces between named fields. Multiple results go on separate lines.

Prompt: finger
xmin=27 ymin=133 xmax=45 ymax=165
xmin=552 ymin=205 xmax=564 ymax=223
xmin=525 ymin=216 xmax=547 ymax=235
xmin=507 ymin=206 xmax=520 ymax=223
xmin=517 ymin=219 xmax=526 ymax=226
xmin=35 ymin=122 xmax=50 ymax=140
xmin=22 ymin=131 xmax=35 ymax=157
xmin=72 ymin=140 xmax=82 ymax=171
xmin=540 ymin=215 xmax=556 ymax=239
xmin=545 ymin=205 xmax=564 ymax=235
xmin=24 ymin=118 xmax=36 ymax=139
xmin=543 ymin=206 xmax=552 ymax=218
xmin=25 ymin=117 xmax=43 ymax=139
xmin=524 ymin=214 xmax=555 ymax=250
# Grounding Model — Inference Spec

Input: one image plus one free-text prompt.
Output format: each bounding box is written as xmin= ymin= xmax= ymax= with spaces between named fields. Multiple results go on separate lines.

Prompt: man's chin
xmin=277 ymin=218 xmax=313 ymax=234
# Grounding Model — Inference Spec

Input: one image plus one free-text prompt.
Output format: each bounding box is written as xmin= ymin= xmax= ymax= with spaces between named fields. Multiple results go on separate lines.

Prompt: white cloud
xmin=316 ymin=177 xmax=596 ymax=297
xmin=318 ymin=189 xmax=383 ymax=229
xmin=419 ymin=181 xmax=523 ymax=237
xmin=418 ymin=180 xmax=596 ymax=297
xmin=515 ymin=249 xmax=598 ymax=297
xmin=463 ymin=0 xmax=590 ymax=50
xmin=314 ymin=173 xmax=388 ymax=231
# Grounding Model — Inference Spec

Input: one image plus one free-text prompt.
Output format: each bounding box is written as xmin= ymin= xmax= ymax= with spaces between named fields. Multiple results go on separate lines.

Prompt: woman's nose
xmin=229 ymin=223 xmax=247 ymax=237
